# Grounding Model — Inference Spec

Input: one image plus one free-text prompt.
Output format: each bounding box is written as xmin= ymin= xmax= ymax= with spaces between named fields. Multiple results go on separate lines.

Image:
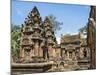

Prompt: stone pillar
xmin=29 ymin=49 xmax=32 ymax=61
xmin=45 ymin=47 xmax=48 ymax=60
xmin=30 ymin=48 xmax=34 ymax=57
xmin=67 ymin=51 xmax=69 ymax=60
xmin=80 ymin=47 xmax=84 ymax=58
xmin=19 ymin=47 xmax=25 ymax=62
xmin=22 ymin=49 xmax=25 ymax=58
xmin=43 ymin=46 xmax=48 ymax=60
xmin=39 ymin=46 xmax=43 ymax=57
xmin=34 ymin=40 xmax=39 ymax=57
xmin=24 ymin=50 xmax=30 ymax=62
xmin=72 ymin=51 xmax=75 ymax=60
xmin=53 ymin=48 xmax=56 ymax=57
xmin=62 ymin=50 xmax=65 ymax=58
xmin=76 ymin=49 xmax=79 ymax=59
xmin=48 ymin=45 xmax=53 ymax=59
xmin=58 ymin=48 xmax=61 ymax=58
xmin=86 ymin=47 xmax=90 ymax=58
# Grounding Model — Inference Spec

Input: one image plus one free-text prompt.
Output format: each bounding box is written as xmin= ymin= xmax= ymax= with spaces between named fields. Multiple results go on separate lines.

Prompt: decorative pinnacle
xmin=31 ymin=6 xmax=40 ymax=16
xmin=44 ymin=16 xmax=51 ymax=23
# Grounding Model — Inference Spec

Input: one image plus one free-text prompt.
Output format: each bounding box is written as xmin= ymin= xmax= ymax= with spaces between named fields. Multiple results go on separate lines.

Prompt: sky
xmin=12 ymin=0 xmax=90 ymax=43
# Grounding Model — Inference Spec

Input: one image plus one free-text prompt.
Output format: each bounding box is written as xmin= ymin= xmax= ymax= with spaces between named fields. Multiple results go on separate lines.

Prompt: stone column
xmin=34 ymin=40 xmax=39 ymax=57
xmin=72 ymin=51 xmax=75 ymax=58
xmin=30 ymin=48 xmax=34 ymax=58
xmin=72 ymin=51 xmax=76 ymax=60
xmin=39 ymin=46 xmax=43 ymax=57
xmin=86 ymin=47 xmax=90 ymax=58
xmin=65 ymin=51 xmax=67 ymax=58
xmin=80 ymin=47 xmax=84 ymax=58
xmin=53 ymin=48 xmax=56 ymax=58
xmin=19 ymin=47 xmax=24 ymax=62
xmin=76 ymin=49 xmax=79 ymax=59
xmin=58 ymin=48 xmax=61 ymax=58
xmin=45 ymin=47 xmax=48 ymax=60
xmin=67 ymin=51 xmax=69 ymax=60
xmin=62 ymin=50 xmax=65 ymax=58
xmin=42 ymin=46 xmax=48 ymax=60
xmin=48 ymin=45 xmax=53 ymax=59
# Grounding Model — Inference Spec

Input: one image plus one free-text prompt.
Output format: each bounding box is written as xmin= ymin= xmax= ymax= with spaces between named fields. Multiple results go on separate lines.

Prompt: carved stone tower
xmin=20 ymin=6 xmax=44 ymax=63
xmin=43 ymin=17 xmax=57 ymax=60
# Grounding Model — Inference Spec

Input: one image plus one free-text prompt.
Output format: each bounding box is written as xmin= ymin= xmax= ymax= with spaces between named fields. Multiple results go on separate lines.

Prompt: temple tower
xmin=43 ymin=17 xmax=57 ymax=60
xmin=20 ymin=6 xmax=44 ymax=63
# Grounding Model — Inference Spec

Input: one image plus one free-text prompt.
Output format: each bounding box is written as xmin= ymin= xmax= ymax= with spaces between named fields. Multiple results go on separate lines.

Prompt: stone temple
xmin=11 ymin=6 xmax=96 ymax=74
xmin=19 ymin=6 xmax=57 ymax=63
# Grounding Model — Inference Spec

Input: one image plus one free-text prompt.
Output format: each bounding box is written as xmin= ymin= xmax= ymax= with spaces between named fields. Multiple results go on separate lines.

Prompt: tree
xmin=11 ymin=24 xmax=21 ymax=62
xmin=79 ymin=25 xmax=87 ymax=35
xmin=47 ymin=14 xmax=63 ymax=34
xmin=11 ymin=24 xmax=21 ymax=32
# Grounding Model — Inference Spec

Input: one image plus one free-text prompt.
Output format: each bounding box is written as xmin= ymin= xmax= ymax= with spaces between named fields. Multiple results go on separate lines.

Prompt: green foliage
xmin=79 ymin=25 xmax=87 ymax=35
xmin=11 ymin=24 xmax=21 ymax=32
xmin=11 ymin=24 xmax=21 ymax=61
xmin=48 ymin=14 xmax=63 ymax=34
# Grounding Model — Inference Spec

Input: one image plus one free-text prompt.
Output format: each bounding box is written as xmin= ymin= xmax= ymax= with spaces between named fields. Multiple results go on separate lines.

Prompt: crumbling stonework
xmin=87 ymin=6 xmax=96 ymax=69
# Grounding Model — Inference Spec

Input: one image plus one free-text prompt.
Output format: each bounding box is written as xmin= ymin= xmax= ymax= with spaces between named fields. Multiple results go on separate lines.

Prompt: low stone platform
xmin=11 ymin=61 xmax=54 ymax=74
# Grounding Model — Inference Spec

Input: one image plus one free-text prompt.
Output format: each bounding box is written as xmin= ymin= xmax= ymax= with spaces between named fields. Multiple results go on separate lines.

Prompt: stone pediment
xmin=66 ymin=44 xmax=75 ymax=50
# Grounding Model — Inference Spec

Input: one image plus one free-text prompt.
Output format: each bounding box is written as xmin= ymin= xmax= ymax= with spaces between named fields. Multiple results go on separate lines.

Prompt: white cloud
xmin=63 ymin=32 xmax=79 ymax=35
xmin=16 ymin=8 xmax=23 ymax=17
xmin=70 ymin=32 xmax=78 ymax=35
xmin=56 ymin=37 xmax=60 ymax=44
